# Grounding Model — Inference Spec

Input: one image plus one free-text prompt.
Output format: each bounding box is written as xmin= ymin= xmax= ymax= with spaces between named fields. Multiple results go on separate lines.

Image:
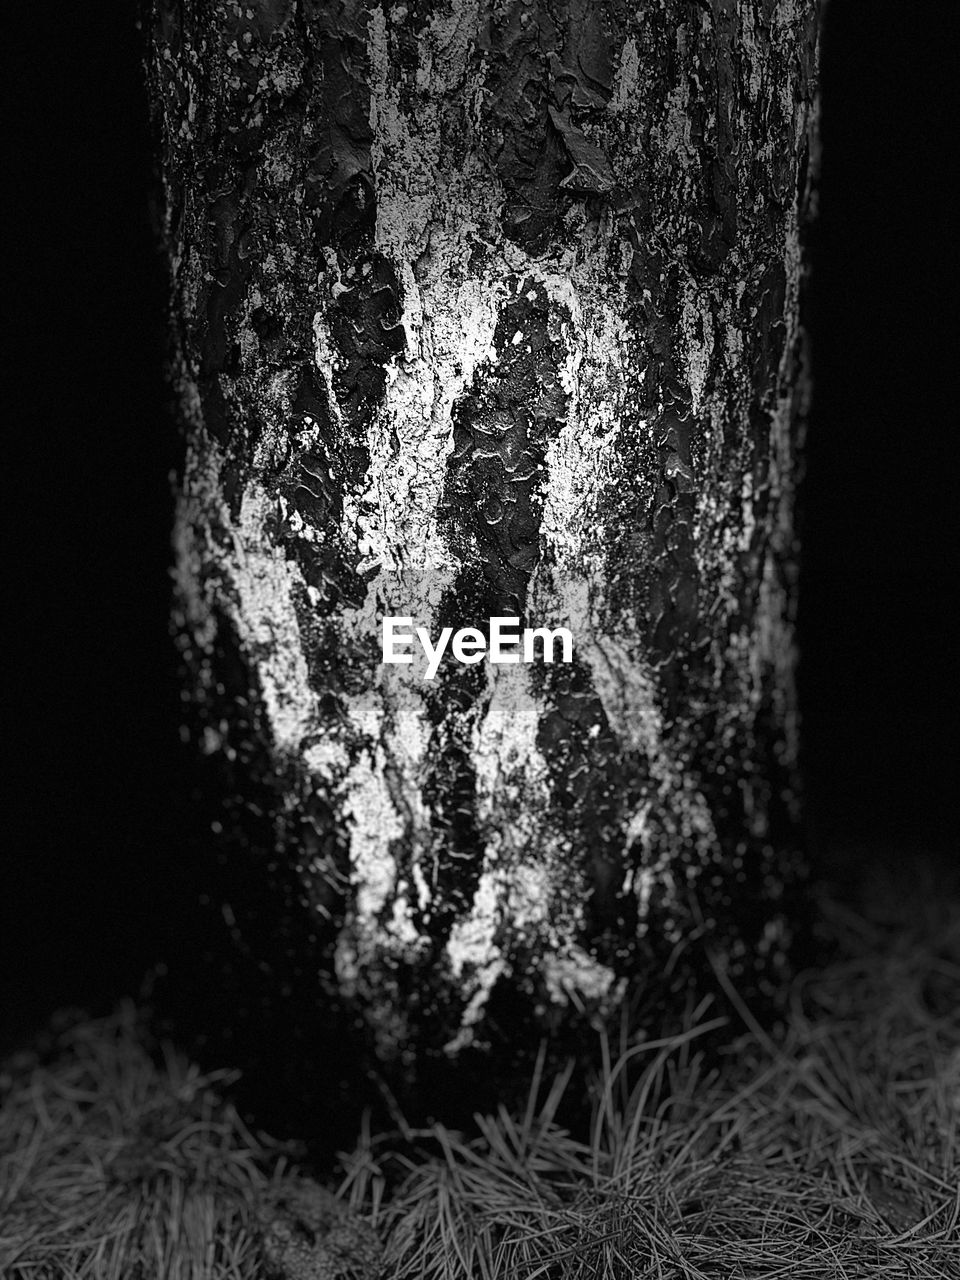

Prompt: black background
xmin=4 ymin=1 xmax=958 ymax=1053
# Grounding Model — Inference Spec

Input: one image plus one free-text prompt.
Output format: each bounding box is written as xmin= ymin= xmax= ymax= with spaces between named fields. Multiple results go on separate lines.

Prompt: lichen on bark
xmin=148 ymin=0 xmax=821 ymax=1081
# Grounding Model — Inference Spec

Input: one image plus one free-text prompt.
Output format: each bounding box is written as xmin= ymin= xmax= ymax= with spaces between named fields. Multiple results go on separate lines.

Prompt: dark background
xmin=4 ymin=1 xmax=957 ymax=1054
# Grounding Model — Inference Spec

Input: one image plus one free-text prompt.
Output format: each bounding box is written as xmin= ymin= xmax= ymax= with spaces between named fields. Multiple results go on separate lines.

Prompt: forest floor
xmin=1 ymin=865 xmax=958 ymax=1280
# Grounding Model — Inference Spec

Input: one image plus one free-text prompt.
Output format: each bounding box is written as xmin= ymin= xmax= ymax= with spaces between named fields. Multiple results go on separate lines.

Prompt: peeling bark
xmin=148 ymin=0 xmax=820 ymax=1108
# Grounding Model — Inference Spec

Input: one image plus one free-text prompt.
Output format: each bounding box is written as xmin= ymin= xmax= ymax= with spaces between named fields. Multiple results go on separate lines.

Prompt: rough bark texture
xmin=148 ymin=0 xmax=820 ymax=1119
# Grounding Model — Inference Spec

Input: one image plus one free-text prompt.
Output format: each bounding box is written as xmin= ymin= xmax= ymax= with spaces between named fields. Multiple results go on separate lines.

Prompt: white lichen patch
xmin=681 ymin=288 xmax=716 ymax=417
xmin=303 ymin=739 xmax=350 ymax=781
xmin=171 ymin=427 xmax=322 ymax=763
xmin=231 ymin=484 xmax=318 ymax=757
xmin=609 ymin=36 xmax=641 ymax=120
xmin=342 ymin=745 xmax=404 ymax=928
xmin=542 ymin=947 xmax=627 ymax=1009
xmin=441 ymin=666 xmax=564 ymax=1041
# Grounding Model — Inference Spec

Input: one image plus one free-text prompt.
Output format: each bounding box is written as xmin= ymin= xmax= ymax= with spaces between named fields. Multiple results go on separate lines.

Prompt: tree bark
xmin=148 ymin=0 xmax=820 ymax=1108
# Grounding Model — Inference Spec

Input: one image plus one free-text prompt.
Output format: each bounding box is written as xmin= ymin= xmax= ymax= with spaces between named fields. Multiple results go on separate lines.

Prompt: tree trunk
xmin=147 ymin=0 xmax=820 ymax=1120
